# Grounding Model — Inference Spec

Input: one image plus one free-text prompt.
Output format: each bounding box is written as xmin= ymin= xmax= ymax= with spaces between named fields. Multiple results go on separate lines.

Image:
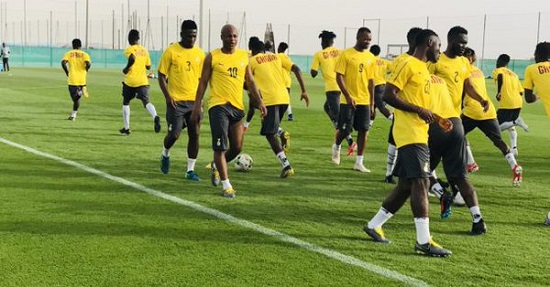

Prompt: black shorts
xmin=68 ymin=85 xmax=84 ymax=102
xmin=461 ymin=115 xmax=503 ymax=144
xmin=260 ymin=104 xmax=288 ymax=135
xmin=2 ymin=58 xmax=8 ymax=64
xmin=122 ymin=82 xmax=150 ymax=105
xmin=337 ymin=104 xmax=371 ymax=133
xmin=325 ymin=91 xmax=341 ymax=111
xmin=429 ymin=117 xmax=467 ymax=179
xmin=166 ymin=101 xmax=199 ymax=137
xmin=374 ymin=84 xmax=387 ymax=111
xmin=497 ymin=108 xmax=521 ymax=124
xmin=392 ymin=144 xmax=431 ymax=179
xmin=208 ymin=104 xmax=244 ymax=151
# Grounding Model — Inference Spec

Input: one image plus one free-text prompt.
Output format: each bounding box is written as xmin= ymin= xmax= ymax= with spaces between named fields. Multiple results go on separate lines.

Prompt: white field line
xmin=0 ymin=136 xmax=429 ymax=287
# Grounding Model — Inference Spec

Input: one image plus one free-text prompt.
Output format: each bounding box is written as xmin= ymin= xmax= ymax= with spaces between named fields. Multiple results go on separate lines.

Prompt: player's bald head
xmin=221 ymin=24 xmax=237 ymax=36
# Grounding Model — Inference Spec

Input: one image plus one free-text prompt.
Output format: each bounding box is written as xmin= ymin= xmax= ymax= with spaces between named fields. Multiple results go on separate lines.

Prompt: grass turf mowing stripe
xmin=0 ymin=136 xmax=429 ymax=287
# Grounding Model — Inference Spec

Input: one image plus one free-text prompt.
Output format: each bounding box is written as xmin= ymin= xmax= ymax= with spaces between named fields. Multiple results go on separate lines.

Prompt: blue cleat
xmin=185 ymin=170 xmax=201 ymax=181
xmin=160 ymin=155 xmax=170 ymax=174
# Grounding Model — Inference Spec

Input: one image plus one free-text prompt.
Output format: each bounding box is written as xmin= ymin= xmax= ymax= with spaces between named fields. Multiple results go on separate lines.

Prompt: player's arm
xmin=524 ymin=89 xmax=539 ymax=103
xmin=290 ymin=64 xmax=309 ymax=107
xmin=158 ymin=72 xmax=175 ymax=108
xmin=383 ymin=83 xmax=435 ymax=123
xmin=496 ymin=73 xmax=503 ymax=101
xmin=244 ymin=65 xmax=267 ymax=117
xmin=85 ymin=61 xmax=91 ymax=71
xmin=336 ymin=72 xmax=355 ymax=108
xmin=191 ymin=53 xmax=213 ymax=123
xmin=368 ymin=78 xmax=375 ymax=117
xmin=310 ymin=69 xmax=318 ymax=78
xmin=464 ymin=78 xmax=489 ymax=112
xmin=61 ymin=60 xmax=69 ymax=77
xmin=122 ymin=54 xmax=135 ymax=74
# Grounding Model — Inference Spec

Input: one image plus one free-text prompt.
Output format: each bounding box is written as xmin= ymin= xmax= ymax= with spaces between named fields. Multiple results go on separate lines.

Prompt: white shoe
xmin=453 ymin=192 xmax=466 ymax=206
xmin=511 ymin=147 xmax=518 ymax=156
xmin=429 ymin=187 xmax=443 ymax=199
xmin=353 ymin=163 xmax=371 ymax=173
xmin=332 ymin=145 xmax=341 ymax=165
xmin=514 ymin=118 xmax=529 ymax=132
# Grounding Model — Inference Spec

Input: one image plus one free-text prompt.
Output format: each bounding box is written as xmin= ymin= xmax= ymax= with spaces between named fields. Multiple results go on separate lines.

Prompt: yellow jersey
xmin=429 ymin=74 xmax=455 ymax=119
xmin=463 ymin=65 xmax=497 ymax=120
xmin=334 ymin=47 xmax=375 ymax=105
xmin=373 ymin=57 xmax=392 ymax=86
xmin=62 ymin=49 xmax=91 ymax=86
xmin=492 ymin=67 xmax=524 ymax=109
xmin=311 ymin=47 xmax=341 ymax=92
xmin=524 ymin=61 xmax=550 ymax=117
xmin=387 ymin=56 xmax=432 ymax=148
xmin=428 ymin=53 xmax=472 ymax=118
xmin=158 ymin=43 xmax=205 ymax=102
xmin=249 ymin=53 xmax=291 ymax=106
xmin=278 ymin=53 xmax=293 ymax=88
xmin=124 ymin=44 xmax=151 ymax=87
xmin=208 ymin=48 xmax=249 ymax=111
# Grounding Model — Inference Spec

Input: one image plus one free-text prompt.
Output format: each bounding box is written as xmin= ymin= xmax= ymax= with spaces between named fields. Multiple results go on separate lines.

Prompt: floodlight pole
xmin=199 ymin=0 xmax=204 ymax=49
xmin=85 ymin=0 xmax=89 ymax=48
xmin=536 ymin=11 xmax=541 ymax=44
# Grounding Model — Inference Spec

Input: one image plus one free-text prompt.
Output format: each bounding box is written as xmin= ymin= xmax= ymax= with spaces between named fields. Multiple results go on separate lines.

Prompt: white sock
xmin=466 ymin=144 xmax=475 ymax=165
xmin=71 ymin=111 xmax=78 ymax=118
xmin=286 ymin=105 xmax=293 ymax=115
xmin=431 ymin=170 xmax=438 ymax=179
xmin=355 ymin=155 xmax=364 ymax=166
xmin=187 ymin=158 xmax=197 ymax=172
xmin=509 ymin=127 xmax=518 ymax=149
xmin=500 ymin=121 xmax=514 ymax=131
xmin=277 ymin=127 xmax=284 ymax=136
xmin=386 ymin=144 xmax=397 ymax=176
xmin=145 ymin=102 xmax=157 ymax=118
xmin=414 ymin=217 xmax=431 ymax=245
xmin=469 ymin=206 xmax=482 ymax=223
xmin=276 ymin=151 xmax=290 ymax=167
xmin=431 ymin=182 xmax=444 ymax=197
xmin=367 ymin=207 xmax=393 ymax=229
xmin=221 ymin=179 xmax=232 ymax=190
xmin=122 ymin=105 xmax=130 ymax=129
xmin=388 ymin=113 xmax=394 ymax=121
xmin=505 ymin=152 xmax=517 ymax=169
xmin=333 ymin=143 xmax=341 ymax=151
xmin=162 ymin=147 xmax=170 ymax=157
xmin=244 ymin=121 xmax=250 ymax=128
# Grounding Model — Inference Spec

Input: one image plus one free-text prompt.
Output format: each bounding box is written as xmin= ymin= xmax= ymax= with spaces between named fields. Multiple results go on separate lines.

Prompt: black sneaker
xmin=160 ymin=155 xmax=170 ymax=174
xmin=440 ymin=190 xmax=453 ymax=220
xmin=384 ymin=175 xmax=396 ymax=184
xmin=363 ymin=225 xmax=391 ymax=243
xmin=119 ymin=128 xmax=131 ymax=135
xmin=280 ymin=165 xmax=295 ymax=178
xmin=67 ymin=116 xmax=75 ymax=121
xmin=154 ymin=116 xmax=161 ymax=133
xmin=414 ymin=239 xmax=452 ymax=257
xmin=471 ymin=218 xmax=487 ymax=235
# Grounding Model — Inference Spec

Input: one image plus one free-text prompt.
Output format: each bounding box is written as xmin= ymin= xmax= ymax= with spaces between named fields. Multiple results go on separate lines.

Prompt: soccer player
xmin=383 ymin=27 xmax=423 ymax=184
xmin=158 ymin=20 xmax=205 ymax=181
xmin=427 ymin=26 xmax=489 ymax=232
xmin=461 ymin=48 xmax=521 ymax=180
xmin=524 ymin=42 xmax=550 ymax=226
xmin=119 ymin=29 xmax=161 ymax=135
xmin=310 ymin=30 xmax=356 ymax=156
xmin=277 ymin=42 xmax=296 ymax=121
xmin=61 ymin=38 xmax=91 ymax=121
xmin=493 ymin=54 xmax=529 ymax=156
xmin=369 ymin=44 xmax=393 ymax=120
xmin=249 ymin=39 xmax=309 ymax=177
xmin=332 ymin=27 xmax=376 ymax=173
xmin=191 ymin=24 xmax=267 ymax=199
xmin=364 ymin=29 xmax=453 ymax=257
xmin=1 ymin=42 xmax=10 ymax=72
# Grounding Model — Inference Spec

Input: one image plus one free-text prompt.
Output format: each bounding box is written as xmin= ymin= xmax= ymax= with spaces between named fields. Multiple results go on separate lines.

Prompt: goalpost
xmin=386 ymin=44 xmax=408 ymax=59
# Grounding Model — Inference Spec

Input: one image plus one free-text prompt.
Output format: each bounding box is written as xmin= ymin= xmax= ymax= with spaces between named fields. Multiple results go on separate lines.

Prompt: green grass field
xmin=1 ymin=67 xmax=549 ymax=287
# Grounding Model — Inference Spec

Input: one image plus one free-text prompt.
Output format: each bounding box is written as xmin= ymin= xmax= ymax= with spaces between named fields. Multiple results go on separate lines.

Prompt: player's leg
xmin=262 ymin=105 xmax=293 ymax=178
xmin=332 ymin=104 xmax=353 ymax=165
xmin=120 ymin=84 xmax=134 ymax=134
xmin=325 ymin=91 xmax=340 ymax=127
xmin=67 ymin=86 xmax=82 ymax=120
xmin=137 ymin=86 xmax=161 ymax=133
xmin=243 ymin=99 xmax=255 ymax=131
xmin=384 ymin=121 xmax=398 ymax=184
xmin=352 ymin=105 xmax=371 ymax=172
xmin=208 ymin=105 xmax=229 ymax=190
xmin=160 ymin=101 xmax=184 ymax=174
xmin=461 ymin=115 xmax=480 ymax=172
xmin=184 ymin=104 xmax=201 ymax=181
xmin=374 ymin=84 xmax=392 ymax=119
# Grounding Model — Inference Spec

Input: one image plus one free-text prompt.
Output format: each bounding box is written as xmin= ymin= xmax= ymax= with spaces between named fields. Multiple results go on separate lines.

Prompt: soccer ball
xmin=234 ymin=153 xmax=253 ymax=172
xmin=147 ymin=72 xmax=157 ymax=79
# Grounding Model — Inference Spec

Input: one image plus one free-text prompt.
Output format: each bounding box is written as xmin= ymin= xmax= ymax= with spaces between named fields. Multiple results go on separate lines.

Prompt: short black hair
xmin=72 ymin=38 xmax=82 ymax=49
xmin=128 ymin=29 xmax=140 ymax=43
xmin=463 ymin=47 xmax=475 ymax=57
xmin=319 ymin=30 xmax=336 ymax=40
xmin=181 ymin=20 xmax=197 ymax=31
xmin=248 ymin=36 xmax=260 ymax=50
xmin=250 ymin=39 xmax=265 ymax=53
xmin=407 ymin=27 xmax=423 ymax=45
xmin=415 ymin=29 xmax=438 ymax=47
xmin=370 ymin=44 xmax=381 ymax=56
xmin=357 ymin=27 xmax=371 ymax=37
xmin=278 ymin=42 xmax=288 ymax=53
xmin=448 ymin=26 xmax=468 ymax=41
xmin=535 ymin=42 xmax=550 ymax=60
xmin=497 ymin=54 xmax=511 ymax=65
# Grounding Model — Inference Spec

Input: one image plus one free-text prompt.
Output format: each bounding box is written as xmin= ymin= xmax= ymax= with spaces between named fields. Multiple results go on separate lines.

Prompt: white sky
xmin=2 ymin=0 xmax=550 ymax=58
